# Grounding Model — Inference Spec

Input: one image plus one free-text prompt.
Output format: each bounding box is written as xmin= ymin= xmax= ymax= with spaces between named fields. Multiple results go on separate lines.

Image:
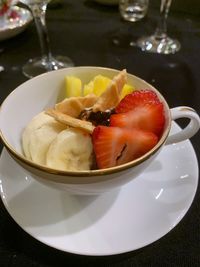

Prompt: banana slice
xmin=29 ymin=121 xmax=67 ymax=165
xmin=22 ymin=112 xmax=56 ymax=159
xmin=46 ymin=128 xmax=93 ymax=171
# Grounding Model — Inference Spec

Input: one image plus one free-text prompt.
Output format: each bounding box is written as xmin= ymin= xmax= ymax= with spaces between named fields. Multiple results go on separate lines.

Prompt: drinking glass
xmin=112 ymin=0 xmax=148 ymax=47
xmin=137 ymin=0 xmax=181 ymax=54
xmin=19 ymin=0 xmax=74 ymax=78
xmin=119 ymin=0 xmax=149 ymax=22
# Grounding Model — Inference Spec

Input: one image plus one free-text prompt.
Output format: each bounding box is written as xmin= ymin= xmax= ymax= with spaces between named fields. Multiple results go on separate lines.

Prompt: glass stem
xmin=154 ymin=0 xmax=172 ymax=39
xmin=30 ymin=3 xmax=52 ymax=67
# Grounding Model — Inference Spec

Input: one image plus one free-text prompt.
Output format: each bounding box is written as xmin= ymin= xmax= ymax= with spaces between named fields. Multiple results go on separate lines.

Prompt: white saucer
xmin=0 ymin=6 xmax=32 ymax=42
xmin=0 ymin=123 xmax=199 ymax=256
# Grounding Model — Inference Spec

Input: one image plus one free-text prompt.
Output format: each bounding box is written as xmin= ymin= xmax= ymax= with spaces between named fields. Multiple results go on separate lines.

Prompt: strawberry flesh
xmin=112 ymin=90 xmax=165 ymax=136
xmin=115 ymin=89 xmax=160 ymax=113
xmin=92 ymin=126 xmax=158 ymax=169
xmin=110 ymin=102 xmax=165 ymax=136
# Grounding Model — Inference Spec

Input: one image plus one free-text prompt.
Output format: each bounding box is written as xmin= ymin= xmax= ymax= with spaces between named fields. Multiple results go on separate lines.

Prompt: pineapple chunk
xmin=83 ymin=75 xmax=111 ymax=96
xmin=65 ymin=76 xmax=82 ymax=98
xmin=65 ymin=74 xmax=135 ymax=101
xmin=93 ymin=75 xmax=111 ymax=96
xmin=83 ymin=81 xmax=94 ymax=96
xmin=120 ymin=84 xmax=135 ymax=99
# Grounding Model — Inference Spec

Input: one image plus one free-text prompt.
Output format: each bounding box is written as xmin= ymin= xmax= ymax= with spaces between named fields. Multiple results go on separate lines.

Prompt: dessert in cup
xmin=0 ymin=67 xmax=199 ymax=194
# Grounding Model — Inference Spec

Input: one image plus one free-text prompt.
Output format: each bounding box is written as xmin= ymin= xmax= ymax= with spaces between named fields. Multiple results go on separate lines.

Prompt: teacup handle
xmin=166 ymin=106 xmax=200 ymax=145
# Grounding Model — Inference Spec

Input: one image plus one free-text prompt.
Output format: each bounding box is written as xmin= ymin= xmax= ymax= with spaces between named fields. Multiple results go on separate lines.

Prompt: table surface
xmin=0 ymin=1 xmax=200 ymax=266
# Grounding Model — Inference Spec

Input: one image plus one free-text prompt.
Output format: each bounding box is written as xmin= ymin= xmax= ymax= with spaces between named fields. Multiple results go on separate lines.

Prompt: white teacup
xmin=0 ymin=67 xmax=199 ymax=194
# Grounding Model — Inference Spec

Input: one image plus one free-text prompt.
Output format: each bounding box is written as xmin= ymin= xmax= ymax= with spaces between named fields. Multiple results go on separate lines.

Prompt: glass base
xmin=22 ymin=55 xmax=74 ymax=78
xmin=137 ymin=34 xmax=181 ymax=54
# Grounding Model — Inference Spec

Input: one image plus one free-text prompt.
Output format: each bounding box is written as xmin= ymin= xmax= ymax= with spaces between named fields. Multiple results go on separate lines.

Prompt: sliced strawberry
xmin=110 ymin=102 xmax=165 ymax=136
xmin=115 ymin=89 xmax=160 ymax=113
xmin=92 ymin=126 xmax=158 ymax=169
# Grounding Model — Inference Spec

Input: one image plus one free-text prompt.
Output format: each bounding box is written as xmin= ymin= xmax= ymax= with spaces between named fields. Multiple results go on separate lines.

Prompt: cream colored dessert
xmin=27 ymin=121 xmax=67 ymax=165
xmin=46 ymin=128 xmax=93 ymax=171
xmin=22 ymin=70 xmax=129 ymax=171
xmin=22 ymin=112 xmax=93 ymax=171
xmin=22 ymin=112 xmax=60 ymax=160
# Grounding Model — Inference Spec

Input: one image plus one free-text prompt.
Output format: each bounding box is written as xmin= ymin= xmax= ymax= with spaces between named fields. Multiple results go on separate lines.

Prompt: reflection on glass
xmin=137 ymin=0 xmax=181 ymax=54
xmin=19 ymin=0 xmax=74 ymax=78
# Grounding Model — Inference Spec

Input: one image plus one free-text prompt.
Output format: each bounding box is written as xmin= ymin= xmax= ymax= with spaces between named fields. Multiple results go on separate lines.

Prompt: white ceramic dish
xmin=0 ymin=122 xmax=198 ymax=255
xmin=0 ymin=67 xmax=199 ymax=195
xmin=0 ymin=6 xmax=32 ymax=42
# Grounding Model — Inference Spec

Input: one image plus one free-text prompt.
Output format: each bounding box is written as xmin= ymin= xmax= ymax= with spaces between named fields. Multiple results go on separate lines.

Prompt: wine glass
xmin=137 ymin=0 xmax=181 ymax=54
xmin=19 ymin=0 xmax=74 ymax=78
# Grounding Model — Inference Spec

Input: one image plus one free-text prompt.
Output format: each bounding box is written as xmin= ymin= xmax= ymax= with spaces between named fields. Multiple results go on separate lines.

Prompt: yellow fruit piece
xmin=83 ymin=81 xmax=94 ymax=96
xmin=120 ymin=84 xmax=135 ymax=100
xmin=83 ymin=75 xmax=111 ymax=96
xmin=65 ymin=76 xmax=82 ymax=98
xmin=93 ymin=75 xmax=111 ymax=96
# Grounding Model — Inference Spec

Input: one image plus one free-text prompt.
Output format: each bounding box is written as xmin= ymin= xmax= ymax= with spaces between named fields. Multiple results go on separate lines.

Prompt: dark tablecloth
xmin=0 ymin=0 xmax=200 ymax=266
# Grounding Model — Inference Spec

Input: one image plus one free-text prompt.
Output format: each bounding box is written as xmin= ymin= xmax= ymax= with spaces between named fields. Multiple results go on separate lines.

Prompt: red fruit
xmin=115 ymin=89 xmax=160 ymax=114
xmin=110 ymin=102 xmax=165 ymax=136
xmin=0 ymin=4 xmax=9 ymax=16
xmin=92 ymin=126 xmax=158 ymax=169
xmin=9 ymin=10 xmax=20 ymax=19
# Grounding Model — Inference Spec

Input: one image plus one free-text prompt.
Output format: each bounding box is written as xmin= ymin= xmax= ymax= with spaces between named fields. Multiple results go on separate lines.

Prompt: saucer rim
xmin=0 ymin=122 xmax=199 ymax=256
